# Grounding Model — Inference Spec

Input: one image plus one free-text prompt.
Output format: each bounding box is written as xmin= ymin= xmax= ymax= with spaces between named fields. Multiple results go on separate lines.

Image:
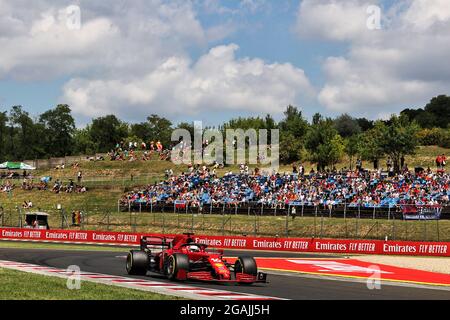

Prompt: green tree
xmin=424 ymin=95 xmax=450 ymax=128
xmin=130 ymin=122 xmax=152 ymax=142
xmin=89 ymin=115 xmax=129 ymax=152
xmin=278 ymin=105 xmax=309 ymax=138
xmin=39 ymin=104 xmax=75 ymax=157
xmin=305 ymin=117 xmax=344 ymax=170
xmin=333 ymin=114 xmax=362 ymax=138
xmin=358 ymin=121 xmax=385 ymax=169
xmin=345 ymin=135 xmax=360 ymax=170
xmin=147 ymin=114 xmax=173 ymax=147
xmin=8 ymin=106 xmax=43 ymax=160
xmin=73 ymin=127 xmax=96 ymax=155
xmin=378 ymin=115 xmax=420 ymax=172
xmin=0 ymin=111 xmax=8 ymax=161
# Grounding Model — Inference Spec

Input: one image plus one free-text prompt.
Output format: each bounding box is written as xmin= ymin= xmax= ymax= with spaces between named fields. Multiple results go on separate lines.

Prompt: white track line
xmin=0 ymin=260 xmax=284 ymax=300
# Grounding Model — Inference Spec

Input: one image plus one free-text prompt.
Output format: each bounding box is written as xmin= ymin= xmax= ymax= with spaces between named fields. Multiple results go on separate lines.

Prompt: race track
xmin=0 ymin=247 xmax=449 ymax=300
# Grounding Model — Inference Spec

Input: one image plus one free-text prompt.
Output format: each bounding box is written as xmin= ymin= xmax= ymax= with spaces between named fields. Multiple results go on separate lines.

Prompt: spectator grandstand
xmin=119 ymin=167 xmax=450 ymax=212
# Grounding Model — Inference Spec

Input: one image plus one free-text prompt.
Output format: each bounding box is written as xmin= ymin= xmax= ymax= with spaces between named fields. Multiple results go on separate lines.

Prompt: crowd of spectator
xmin=120 ymin=165 xmax=450 ymax=209
xmin=108 ymin=140 xmax=171 ymax=162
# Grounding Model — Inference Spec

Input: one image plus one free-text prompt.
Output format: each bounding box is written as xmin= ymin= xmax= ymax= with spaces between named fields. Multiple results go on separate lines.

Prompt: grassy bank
xmin=0 ymin=267 xmax=180 ymax=300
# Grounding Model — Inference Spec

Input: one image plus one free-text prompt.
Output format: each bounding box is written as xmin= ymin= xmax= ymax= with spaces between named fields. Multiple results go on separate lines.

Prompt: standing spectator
xmin=441 ymin=154 xmax=446 ymax=169
xmin=436 ymin=154 xmax=442 ymax=169
xmin=77 ymin=171 xmax=83 ymax=184
xmin=387 ymin=156 xmax=393 ymax=171
xmin=356 ymin=158 xmax=362 ymax=172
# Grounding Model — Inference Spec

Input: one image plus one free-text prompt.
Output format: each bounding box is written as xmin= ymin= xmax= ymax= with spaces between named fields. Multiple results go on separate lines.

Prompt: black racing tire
xmin=166 ymin=253 xmax=189 ymax=281
xmin=234 ymin=256 xmax=257 ymax=283
xmin=126 ymin=250 xmax=149 ymax=276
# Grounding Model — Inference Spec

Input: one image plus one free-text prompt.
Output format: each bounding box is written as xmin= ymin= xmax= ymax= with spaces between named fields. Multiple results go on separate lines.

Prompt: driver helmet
xmin=188 ymin=244 xmax=200 ymax=252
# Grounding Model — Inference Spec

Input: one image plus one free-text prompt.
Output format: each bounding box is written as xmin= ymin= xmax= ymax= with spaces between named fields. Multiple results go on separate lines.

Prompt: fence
xmin=0 ymin=201 xmax=448 ymax=242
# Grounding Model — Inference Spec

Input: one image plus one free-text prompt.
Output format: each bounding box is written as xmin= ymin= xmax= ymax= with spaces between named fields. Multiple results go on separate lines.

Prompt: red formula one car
xmin=126 ymin=233 xmax=267 ymax=285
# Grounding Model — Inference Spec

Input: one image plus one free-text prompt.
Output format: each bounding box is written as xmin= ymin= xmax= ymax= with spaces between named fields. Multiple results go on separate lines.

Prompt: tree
xmin=89 ymin=115 xmax=129 ymax=152
xmin=147 ymin=114 xmax=173 ymax=147
xmin=358 ymin=121 xmax=385 ymax=169
xmin=356 ymin=117 xmax=374 ymax=132
xmin=378 ymin=115 xmax=420 ymax=172
xmin=130 ymin=122 xmax=152 ymax=142
xmin=345 ymin=135 xmax=360 ymax=170
xmin=8 ymin=106 xmax=42 ymax=160
xmin=305 ymin=117 xmax=344 ymax=170
xmin=278 ymin=105 xmax=309 ymax=138
xmin=280 ymin=133 xmax=304 ymax=163
xmin=424 ymin=95 xmax=450 ymax=128
xmin=73 ymin=127 xmax=96 ymax=155
xmin=333 ymin=114 xmax=362 ymax=137
xmin=0 ymin=112 xmax=8 ymax=161
xmin=39 ymin=104 xmax=76 ymax=157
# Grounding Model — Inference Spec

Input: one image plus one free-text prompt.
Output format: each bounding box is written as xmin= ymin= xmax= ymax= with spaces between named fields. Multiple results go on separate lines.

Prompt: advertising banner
xmin=1 ymin=227 xmax=449 ymax=257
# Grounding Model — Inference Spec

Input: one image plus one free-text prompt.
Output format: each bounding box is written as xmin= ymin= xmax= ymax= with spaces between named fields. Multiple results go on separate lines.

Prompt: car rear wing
xmin=140 ymin=236 xmax=173 ymax=251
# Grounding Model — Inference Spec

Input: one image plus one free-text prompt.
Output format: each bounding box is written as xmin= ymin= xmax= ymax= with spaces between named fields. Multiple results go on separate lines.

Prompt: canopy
xmin=0 ymin=162 xmax=36 ymax=170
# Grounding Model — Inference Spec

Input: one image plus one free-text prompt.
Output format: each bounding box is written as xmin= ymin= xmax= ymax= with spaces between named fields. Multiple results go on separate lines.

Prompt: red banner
xmin=1 ymin=227 xmax=449 ymax=257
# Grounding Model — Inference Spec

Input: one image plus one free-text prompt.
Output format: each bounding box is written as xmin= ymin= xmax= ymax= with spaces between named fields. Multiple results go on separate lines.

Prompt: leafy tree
xmin=378 ymin=115 xmax=420 ymax=172
xmin=333 ymin=114 xmax=362 ymax=137
xmin=89 ymin=115 xmax=129 ymax=152
xmin=278 ymin=105 xmax=309 ymax=138
xmin=358 ymin=121 xmax=385 ymax=169
xmin=305 ymin=117 xmax=344 ymax=170
xmin=8 ymin=106 xmax=41 ymax=160
xmin=345 ymin=135 xmax=360 ymax=170
xmin=0 ymin=111 xmax=8 ymax=161
xmin=147 ymin=114 xmax=173 ymax=147
xmin=130 ymin=122 xmax=152 ymax=142
xmin=39 ymin=105 xmax=75 ymax=157
xmin=280 ymin=133 xmax=304 ymax=163
xmin=73 ymin=127 xmax=96 ymax=155
xmin=424 ymin=95 xmax=450 ymax=128
xmin=355 ymin=117 xmax=374 ymax=132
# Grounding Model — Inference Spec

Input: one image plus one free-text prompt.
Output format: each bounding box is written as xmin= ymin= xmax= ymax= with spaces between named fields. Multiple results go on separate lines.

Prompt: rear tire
xmin=166 ymin=253 xmax=189 ymax=281
xmin=126 ymin=250 xmax=149 ymax=275
xmin=234 ymin=256 xmax=257 ymax=284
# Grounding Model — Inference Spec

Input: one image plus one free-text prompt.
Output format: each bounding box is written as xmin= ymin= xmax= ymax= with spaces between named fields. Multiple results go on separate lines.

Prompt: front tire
xmin=234 ymin=256 xmax=257 ymax=284
xmin=166 ymin=253 xmax=189 ymax=281
xmin=126 ymin=250 xmax=149 ymax=275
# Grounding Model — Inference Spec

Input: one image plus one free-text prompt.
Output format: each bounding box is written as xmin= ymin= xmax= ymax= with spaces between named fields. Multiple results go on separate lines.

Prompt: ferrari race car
xmin=126 ymin=233 xmax=267 ymax=285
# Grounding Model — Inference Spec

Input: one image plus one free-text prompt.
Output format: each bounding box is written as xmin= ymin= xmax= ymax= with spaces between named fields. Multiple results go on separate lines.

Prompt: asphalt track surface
xmin=0 ymin=247 xmax=449 ymax=300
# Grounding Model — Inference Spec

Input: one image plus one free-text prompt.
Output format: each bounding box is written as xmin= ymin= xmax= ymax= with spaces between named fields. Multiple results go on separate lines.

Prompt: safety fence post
xmin=436 ymin=218 xmax=440 ymax=242
xmin=343 ymin=203 xmax=348 ymax=238
xmin=314 ymin=205 xmax=318 ymax=238
xmin=286 ymin=204 xmax=290 ymax=238
xmin=320 ymin=210 xmax=324 ymax=239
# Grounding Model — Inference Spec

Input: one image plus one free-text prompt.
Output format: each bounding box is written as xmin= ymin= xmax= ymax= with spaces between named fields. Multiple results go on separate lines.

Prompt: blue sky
xmin=0 ymin=0 xmax=449 ymax=126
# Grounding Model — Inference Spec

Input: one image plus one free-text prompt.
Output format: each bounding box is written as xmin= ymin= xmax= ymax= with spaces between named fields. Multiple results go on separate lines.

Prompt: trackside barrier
xmin=1 ymin=227 xmax=449 ymax=257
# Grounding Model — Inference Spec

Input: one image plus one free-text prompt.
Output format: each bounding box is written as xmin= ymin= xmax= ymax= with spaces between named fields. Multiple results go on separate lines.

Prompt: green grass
xmin=0 ymin=267 xmax=181 ymax=300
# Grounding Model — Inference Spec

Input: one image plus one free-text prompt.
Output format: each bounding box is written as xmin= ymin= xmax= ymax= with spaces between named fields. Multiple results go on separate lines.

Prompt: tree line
xmin=0 ymin=95 xmax=449 ymax=172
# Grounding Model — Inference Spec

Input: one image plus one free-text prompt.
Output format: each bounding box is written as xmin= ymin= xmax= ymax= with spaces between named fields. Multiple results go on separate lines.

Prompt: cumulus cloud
xmin=295 ymin=0 xmax=450 ymax=117
xmin=62 ymin=44 xmax=315 ymax=121
xmin=294 ymin=0 xmax=377 ymax=42
xmin=0 ymin=0 xmax=210 ymax=80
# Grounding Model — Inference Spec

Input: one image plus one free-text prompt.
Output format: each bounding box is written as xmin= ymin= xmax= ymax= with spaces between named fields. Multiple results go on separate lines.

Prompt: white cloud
xmin=62 ymin=44 xmax=315 ymax=121
xmin=295 ymin=0 xmax=450 ymax=117
xmin=294 ymin=0 xmax=377 ymax=42
xmin=0 ymin=0 xmax=211 ymax=80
